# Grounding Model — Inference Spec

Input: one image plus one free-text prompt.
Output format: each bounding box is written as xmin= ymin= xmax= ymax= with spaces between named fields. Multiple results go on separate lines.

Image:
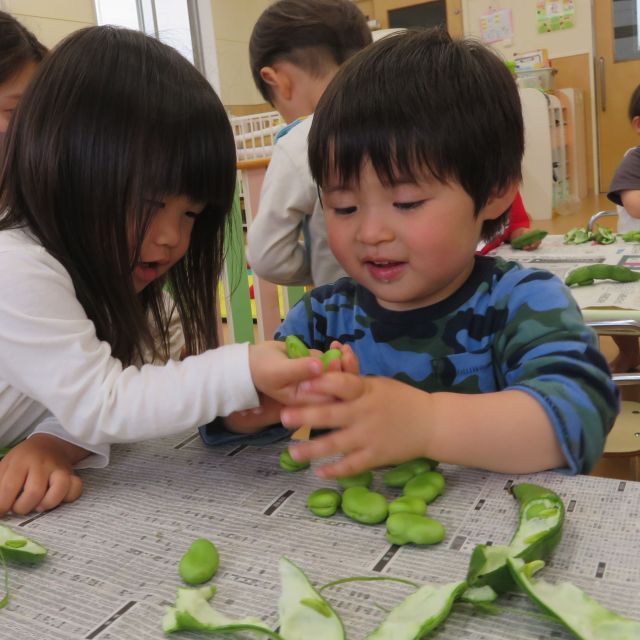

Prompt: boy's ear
xmin=632 ymin=115 xmax=640 ymax=135
xmin=259 ymin=66 xmax=292 ymax=101
xmin=481 ymin=182 xmax=520 ymax=221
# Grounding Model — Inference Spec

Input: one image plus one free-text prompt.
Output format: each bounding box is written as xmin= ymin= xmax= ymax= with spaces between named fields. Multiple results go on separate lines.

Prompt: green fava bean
xmin=382 ymin=458 xmax=434 ymax=487
xmin=386 ymin=513 xmax=446 ymax=545
xmin=388 ymin=495 xmax=427 ymax=516
xmin=285 ymin=335 xmax=310 ymax=359
xmin=320 ymin=348 xmax=342 ymax=370
xmin=279 ymin=448 xmax=310 ymax=472
xmin=510 ymin=229 xmax=548 ymax=250
xmin=179 ymin=538 xmax=219 ymax=585
xmin=307 ymin=489 xmax=341 ymax=517
xmin=341 ymin=486 xmax=388 ymax=525
xmin=403 ymin=471 xmax=445 ymax=503
xmin=337 ymin=471 xmax=373 ymax=489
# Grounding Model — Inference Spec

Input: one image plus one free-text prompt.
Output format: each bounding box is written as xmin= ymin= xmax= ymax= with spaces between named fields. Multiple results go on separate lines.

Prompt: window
xmin=94 ymin=0 xmax=196 ymax=64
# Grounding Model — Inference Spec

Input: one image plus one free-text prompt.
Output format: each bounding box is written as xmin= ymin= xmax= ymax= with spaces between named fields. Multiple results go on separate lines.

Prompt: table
xmin=491 ymin=234 xmax=640 ymax=324
xmin=2 ymin=433 xmax=639 ymax=639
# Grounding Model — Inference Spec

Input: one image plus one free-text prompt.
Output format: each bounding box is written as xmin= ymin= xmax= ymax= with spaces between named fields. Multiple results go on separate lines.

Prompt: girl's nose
xmin=153 ymin=212 xmax=182 ymax=248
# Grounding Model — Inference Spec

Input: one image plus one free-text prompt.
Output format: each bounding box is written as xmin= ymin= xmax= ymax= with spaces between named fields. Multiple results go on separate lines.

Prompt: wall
xmin=2 ymin=0 xmax=96 ymax=47
xmin=210 ymin=0 xmax=269 ymax=107
xmin=461 ymin=0 xmax=596 ymax=193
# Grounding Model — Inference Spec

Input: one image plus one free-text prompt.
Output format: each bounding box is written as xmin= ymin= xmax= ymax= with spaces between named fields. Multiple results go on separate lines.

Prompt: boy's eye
xmin=333 ymin=206 xmax=357 ymax=215
xmin=394 ymin=200 xmax=425 ymax=211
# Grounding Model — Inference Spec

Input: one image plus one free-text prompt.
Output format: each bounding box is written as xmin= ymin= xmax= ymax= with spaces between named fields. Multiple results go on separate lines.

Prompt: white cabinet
xmin=519 ymin=88 xmax=571 ymax=220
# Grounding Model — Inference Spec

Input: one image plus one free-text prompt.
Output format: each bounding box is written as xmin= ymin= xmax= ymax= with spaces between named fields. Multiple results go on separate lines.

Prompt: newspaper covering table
xmin=490 ymin=234 xmax=640 ymax=323
xmin=2 ymin=432 xmax=639 ymax=639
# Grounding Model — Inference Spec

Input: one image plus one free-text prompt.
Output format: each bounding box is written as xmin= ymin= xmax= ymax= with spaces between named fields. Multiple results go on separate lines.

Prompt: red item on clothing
xmin=478 ymin=192 xmax=530 ymax=255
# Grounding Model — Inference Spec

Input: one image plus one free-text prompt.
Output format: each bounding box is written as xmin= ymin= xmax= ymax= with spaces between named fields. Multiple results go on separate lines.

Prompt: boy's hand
xmin=280 ymin=373 xmax=432 ymax=478
xmin=0 ymin=435 xmax=86 ymax=516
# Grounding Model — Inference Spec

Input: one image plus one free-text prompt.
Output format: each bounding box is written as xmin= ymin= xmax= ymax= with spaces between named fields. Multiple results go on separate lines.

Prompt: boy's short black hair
xmin=249 ymin=0 xmax=372 ymax=103
xmin=308 ymin=28 xmax=524 ymax=241
xmin=629 ymin=84 xmax=640 ymax=120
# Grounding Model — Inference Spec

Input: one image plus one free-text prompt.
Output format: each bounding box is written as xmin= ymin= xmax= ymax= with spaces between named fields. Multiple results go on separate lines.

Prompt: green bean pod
xmin=565 ymin=264 xmax=640 ymax=287
xmin=507 ymin=558 xmax=640 ymax=640
xmin=466 ymin=483 xmax=564 ymax=594
xmin=0 ymin=524 xmax=47 ymax=564
xmin=510 ymin=229 xmax=547 ymax=250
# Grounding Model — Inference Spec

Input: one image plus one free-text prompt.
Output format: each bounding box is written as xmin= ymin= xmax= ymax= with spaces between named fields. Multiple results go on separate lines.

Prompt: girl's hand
xmin=280 ymin=373 xmax=433 ymax=479
xmin=224 ymin=394 xmax=283 ymax=433
xmin=248 ymin=341 xmax=326 ymax=405
xmin=0 ymin=435 xmax=86 ymax=515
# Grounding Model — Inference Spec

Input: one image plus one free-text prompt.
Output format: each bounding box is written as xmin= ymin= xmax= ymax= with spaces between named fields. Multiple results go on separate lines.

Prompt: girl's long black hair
xmin=0 ymin=26 xmax=237 ymax=364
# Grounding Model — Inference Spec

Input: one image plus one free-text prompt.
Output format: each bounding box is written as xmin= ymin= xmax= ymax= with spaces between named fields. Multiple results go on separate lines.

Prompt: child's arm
xmin=246 ymin=135 xmax=315 ymax=286
xmin=0 ymin=434 xmax=86 ymax=515
xmin=279 ymin=272 xmax=618 ymax=477
xmin=281 ymin=379 xmax=565 ymax=478
xmin=620 ymin=189 xmax=640 ymax=218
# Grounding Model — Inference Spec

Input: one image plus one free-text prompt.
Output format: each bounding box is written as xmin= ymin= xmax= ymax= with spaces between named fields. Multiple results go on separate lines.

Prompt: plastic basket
xmin=516 ymin=68 xmax=556 ymax=92
xmin=230 ymin=111 xmax=283 ymax=161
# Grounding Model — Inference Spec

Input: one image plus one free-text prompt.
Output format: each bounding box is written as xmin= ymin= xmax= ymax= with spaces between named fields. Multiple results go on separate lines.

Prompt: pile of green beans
xmin=306 ymin=459 xmax=447 ymax=546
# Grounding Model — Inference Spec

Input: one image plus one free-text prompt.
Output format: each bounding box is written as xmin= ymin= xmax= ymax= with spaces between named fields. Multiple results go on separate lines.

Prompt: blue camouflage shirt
xmin=275 ymin=256 xmax=619 ymax=474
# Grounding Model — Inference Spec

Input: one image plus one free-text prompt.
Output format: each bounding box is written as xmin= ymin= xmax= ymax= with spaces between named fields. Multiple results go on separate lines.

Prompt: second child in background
xmin=275 ymin=30 xmax=618 ymax=478
xmin=246 ymin=0 xmax=372 ymax=287
xmin=477 ymin=191 xmax=542 ymax=254
xmin=606 ymin=84 xmax=640 ymax=372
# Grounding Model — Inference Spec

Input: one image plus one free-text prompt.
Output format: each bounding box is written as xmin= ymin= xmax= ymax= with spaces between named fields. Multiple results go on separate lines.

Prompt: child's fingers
xmin=288 ymin=425 xmax=360 ymax=463
xmin=315 ymin=448 xmax=374 ymax=480
xmin=11 ymin=466 xmax=48 ymax=515
xmin=301 ymin=372 xmax=364 ymax=401
xmin=0 ymin=465 xmax=28 ymax=515
xmin=63 ymin=474 xmax=83 ymax=504
xmin=36 ymin=469 xmax=78 ymax=512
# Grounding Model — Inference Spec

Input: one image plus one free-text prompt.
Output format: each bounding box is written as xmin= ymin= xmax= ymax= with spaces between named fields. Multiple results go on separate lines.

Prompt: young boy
xmin=246 ymin=0 xmax=372 ymax=287
xmin=273 ymin=29 xmax=618 ymax=478
xmin=606 ymin=84 xmax=640 ymax=372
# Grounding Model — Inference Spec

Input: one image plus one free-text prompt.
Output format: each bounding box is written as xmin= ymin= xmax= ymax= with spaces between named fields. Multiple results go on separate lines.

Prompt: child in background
xmin=606 ymin=84 xmax=640 ymax=372
xmin=0 ymin=26 xmax=325 ymax=516
xmin=477 ymin=191 xmax=542 ymax=254
xmin=0 ymin=11 xmax=46 ymax=140
xmin=272 ymin=29 xmax=617 ymax=478
xmin=246 ymin=0 xmax=372 ymax=287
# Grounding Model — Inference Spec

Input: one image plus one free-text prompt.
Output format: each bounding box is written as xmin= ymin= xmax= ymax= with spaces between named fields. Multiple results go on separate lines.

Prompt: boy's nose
xmin=356 ymin=213 xmax=394 ymax=245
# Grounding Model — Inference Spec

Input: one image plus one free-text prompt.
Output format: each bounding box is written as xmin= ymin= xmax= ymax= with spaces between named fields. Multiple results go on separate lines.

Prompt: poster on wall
xmin=536 ymin=0 xmax=575 ymax=33
xmin=479 ymin=8 xmax=513 ymax=44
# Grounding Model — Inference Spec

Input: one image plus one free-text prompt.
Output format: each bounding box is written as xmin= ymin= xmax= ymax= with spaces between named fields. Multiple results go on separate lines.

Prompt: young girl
xmin=0 ymin=26 xmax=323 ymax=516
xmin=0 ymin=11 xmax=46 ymax=139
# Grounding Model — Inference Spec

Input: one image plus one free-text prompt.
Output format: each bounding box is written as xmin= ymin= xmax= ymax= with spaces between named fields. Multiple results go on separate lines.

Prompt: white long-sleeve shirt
xmin=246 ymin=116 xmax=346 ymax=287
xmin=0 ymin=227 xmax=259 ymax=455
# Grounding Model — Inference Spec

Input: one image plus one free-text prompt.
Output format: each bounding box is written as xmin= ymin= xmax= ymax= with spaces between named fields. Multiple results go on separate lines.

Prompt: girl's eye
xmin=333 ymin=206 xmax=357 ymax=216
xmin=394 ymin=200 xmax=425 ymax=211
xmin=185 ymin=210 xmax=200 ymax=219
